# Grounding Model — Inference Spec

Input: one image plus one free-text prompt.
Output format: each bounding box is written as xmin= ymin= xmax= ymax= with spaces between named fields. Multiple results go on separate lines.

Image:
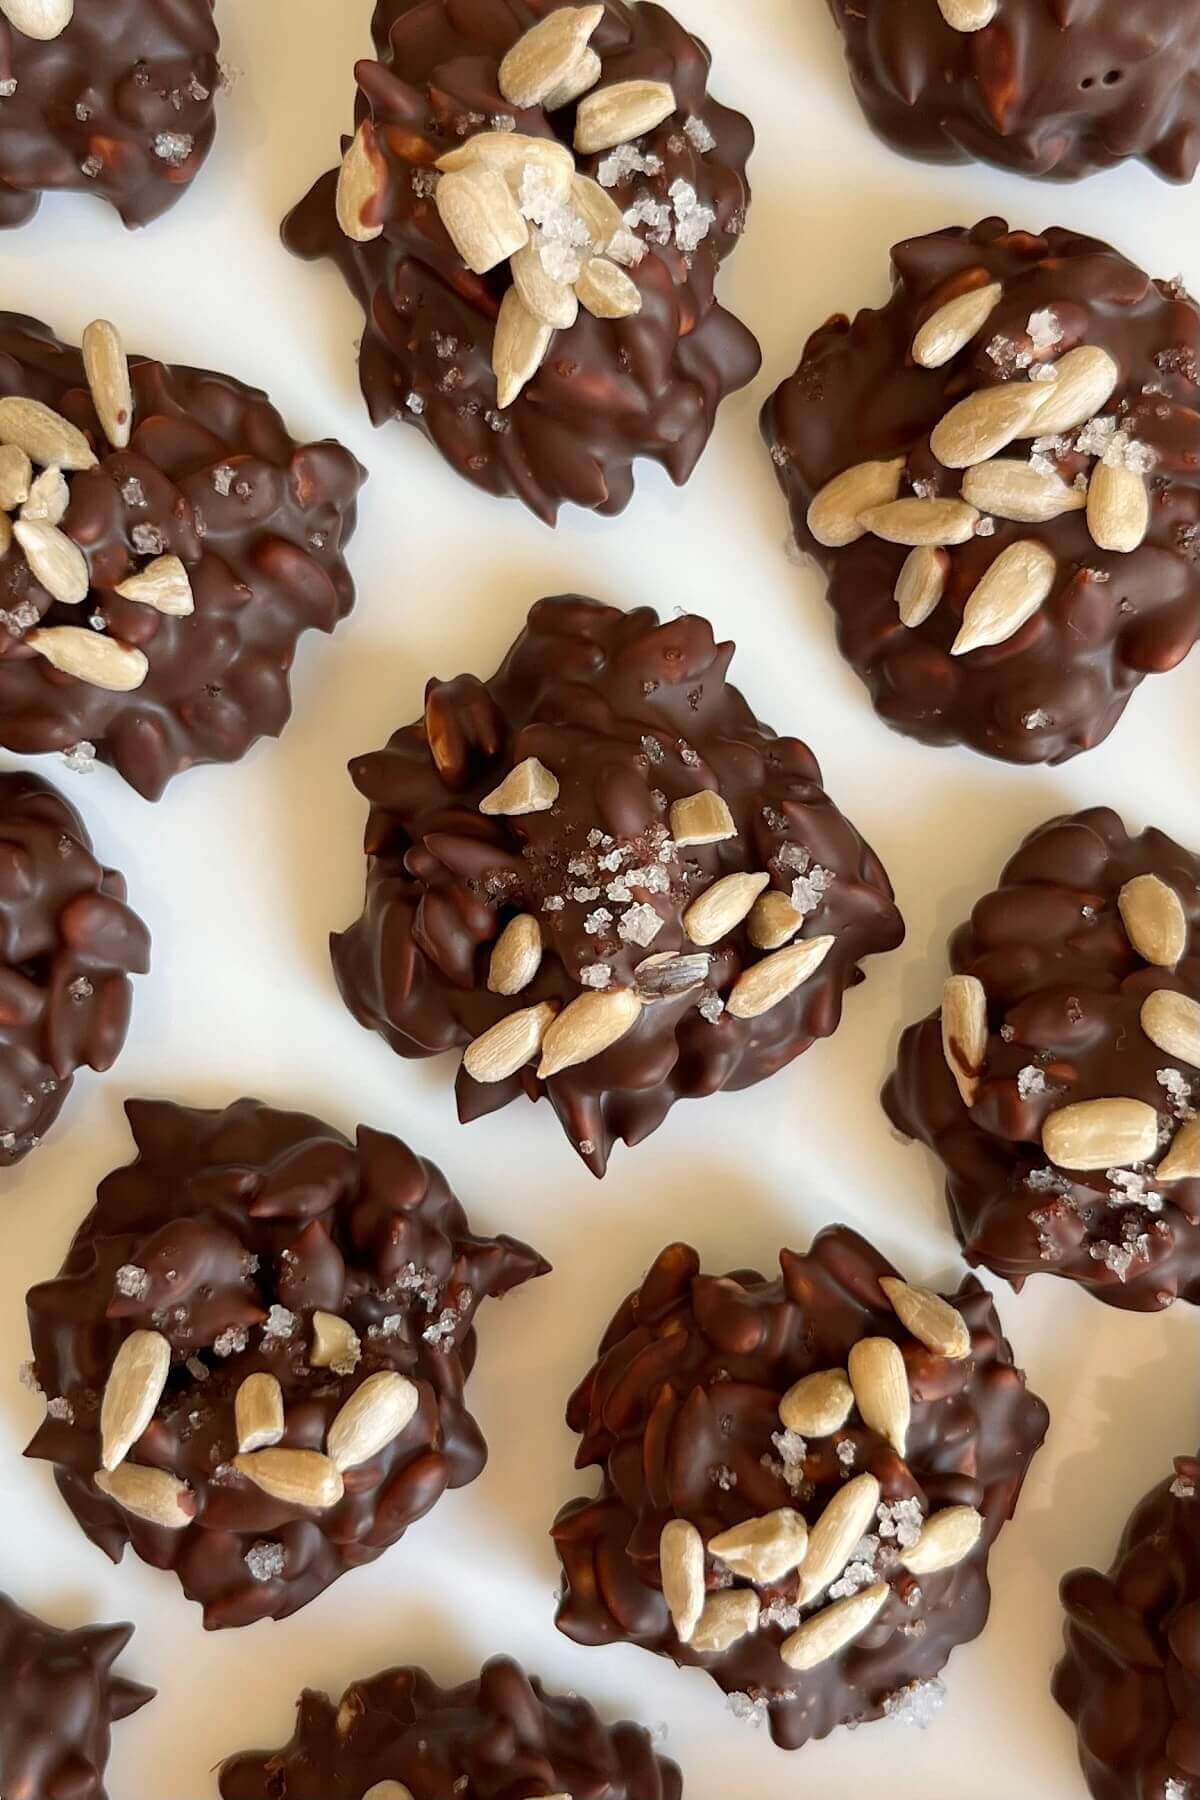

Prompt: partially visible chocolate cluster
xmin=552 ymin=1227 xmax=1048 ymax=1749
xmin=25 ymin=1098 xmax=547 ymax=1629
xmin=0 ymin=1590 xmax=153 ymax=1800
xmin=0 ymin=0 xmax=220 ymax=229
xmin=219 ymin=1653 xmax=682 ymax=1800
xmin=0 ymin=769 xmax=149 ymax=1166
xmin=283 ymin=0 xmax=759 ymax=523
xmin=333 ymin=594 xmax=903 ymax=1177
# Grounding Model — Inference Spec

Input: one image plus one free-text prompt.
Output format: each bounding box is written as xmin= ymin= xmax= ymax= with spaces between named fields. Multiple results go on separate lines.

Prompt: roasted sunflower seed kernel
xmin=684 ymin=870 xmax=770 ymax=946
xmin=309 ymin=1311 xmax=362 ymax=1373
xmin=0 ymin=394 xmax=97 ymax=470
xmin=0 ymin=0 xmax=73 ymax=38
xmin=911 ymin=280 xmax=1003 ymax=367
xmin=806 ymin=456 xmax=906 ymax=548
xmin=575 ymin=256 xmax=642 ymax=319
xmin=961 ymin=458 xmax=1088 ymax=523
xmin=82 ymin=318 xmax=133 ymax=450
xmin=880 ymin=1277 xmax=971 ymax=1360
xmin=336 ymin=121 xmax=387 ymax=243
xmin=543 ymin=45 xmax=602 ymax=109
xmin=1142 ymin=990 xmax=1200 ymax=1066
xmin=99 ymin=1329 xmax=171 ymax=1471
xmin=574 ymin=79 xmax=677 ymax=155
xmin=942 ymin=973 xmax=988 ymax=1107
xmin=235 ymin=1372 xmax=285 ymax=1455
xmin=779 ymin=1367 xmax=855 ymax=1438
xmin=1119 ymin=874 xmax=1189 ymax=967
xmin=670 ymin=790 xmax=736 ymax=847
xmin=900 ymin=1505 xmax=984 ymax=1574
xmin=929 ymin=381 xmax=1050 ymax=469
xmin=1159 ymin=1118 xmax=1200 ymax=1182
xmin=727 ymin=935 xmax=836 ymax=1020
xmin=936 ymin=0 xmax=998 ymax=26
xmin=27 ymin=626 xmax=148 ymax=692
xmin=690 ymin=1589 xmax=760 ymax=1654
xmin=493 ymin=285 xmax=554 ymax=410
xmin=497 ymin=3 xmax=605 ymax=109
xmin=894 ymin=545 xmax=949 ymax=628
xmin=858 ymin=496 xmax=980 ymax=547
xmin=511 ymin=233 xmax=580 ymax=330
xmin=1018 ymin=345 xmax=1119 ymax=437
xmin=951 ymin=538 xmax=1058 ymax=656
xmin=94 ymin=1464 xmax=193 ymax=1530
xmin=781 ymin=1583 xmax=889 ymax=1672
xmin=1087 ymin=462 xmax=1148 ymax=554
xmin=571 ymin=173 xmax=625 ymax=249
xmin=436 ymin=165 xmax=529 ymax=275
xmin=0 ymin=441 xmax=31 ymax=510
xmin=13 ymin=518 xmax=88 ymax=604
xmin=438 ymin=132 xmax=574 ymax=191
xmin=362 ymin=1787 xmax=416 ymax=1800
xmin=488 ymin=913 xmax=544 ymax=996
xmin=114 ymin=553 xmax=195 ymax=617
xmin=797 ymin=1473 xmax=882 ymax=1606
xmin=537 ymin=987 xmax=643 ymax=1078
xmin=0 ymin=511 xmax=10 ymax=557
xmin=327 ymin=1371 xmax=420 ymax=1472
xmin=232 ymin=1448 xmax=345 ymax=1511
xmin=20 ymin=466 xmax=68 ymax=524
xmin=634 ymin=951 xmax=711 ymax=1001
xmin=479 ymin=755 xmax=559 ymax=815
xmin=848 ymin=1336 xmax=910 ymax=1457
xmin=660 ymin=1517 xmax=705 ymax=1643
xmin=1042 ymin=1097 xmax=1160 ymax=1171
xmin=708 ymin=1508 xmax=809 ymax=1584
xmin=463 ymin=1001 xmax=557 ymax=1083
xmin=748 ymin=889 xmax=806 ymax=951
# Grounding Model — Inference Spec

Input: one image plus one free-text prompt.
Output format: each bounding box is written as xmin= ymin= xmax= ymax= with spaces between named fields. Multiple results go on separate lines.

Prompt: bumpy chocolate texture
xmin=0 ymin=312 xmax=364 ymax=800
xmin=552 ymin=1227 xmax=1048 ymax=1749
xmin=762 ymin=219 xmax=1200 ymax=765
xmin=827 ymin=0 xmax=1200 ymax=184
xmin=24 ymin=1097 xmax=548 ymax=1630
xmin=0 ymin=0 xmax=219 ymax=229
xmin=332 ymin=594 xmax=904 ymax=1178
xmin=0 ymin=1590 xmax=153 ymax=1800
xmin=886 ymin=808 xmax=1200 ymax=1312
xmin=0 ymin=770 xmax=149 ymax=1166
xmin=1055 ymin=1453 xmax=1200 ymax=1800
xmin=219 ymin=1653 xmax=682 ymax=1800
xmin=282 ymin=0 xmax=759 ymax=524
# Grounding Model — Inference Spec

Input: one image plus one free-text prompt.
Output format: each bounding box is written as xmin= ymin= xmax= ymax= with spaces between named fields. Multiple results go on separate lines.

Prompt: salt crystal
xmin=1027 ymin=309 xmax=1064 ymax=352
xmin=624 ymin=191 xmax=672 ymax=245
xmin=584 ymin=907 xmax=613 ymax=936
xmin=598 ymin=143 xmax=663 ymax=187
xmin=367 ymin=1313 xmax=406 ymax=1341
xmin=115 ymin=1264 xmax=150 ymax=1300
xmin=1076 ymin=415 xmax=1119 ymax=457
xmin=67 ymin=976 xmax=93 ymax=1003
xmin=779 ymin=844 xmax=810 ymax=873
xmin=47 ymin=1396 xmax=73 ymax=1423
xmin=572 ymin=886 xmax=601 ymax=903
xmin=0 ymin=79 xmax=16 ymax=97
xmin=213 ymin=1326 xmax=249 ymax=1358
xmin=1107 ymin=1166 xmax=1163 ymax=1212
xmin=187 ymin=75 xmax=210 ymax=102
xmin=423 ymin=1306 xmax=460 ymax=1350
xmin=131 ymin=523 xmax=165 ymax=555
xmin=261 ymin=1304 xmax=297 ymax=1341
xmin=699 ymin=993 xmax=725 ymax=1024
xmin=60 ymin=742 xmax=96 ymax=774
xmin=829 ymin=1558 xmax=877 ymax=1600
xmin=186 ymin=1356 xmax=210 ymax=1382
xmin=490 ymin=112 xmax=516 ymax=132
xmin=836 ymin=1438 xmax=856 ymax=1469
xmin=153 ymin=131 xmax=194 ymax=165
xmin=81 ymin=155 xmax=102 ymax=178
xmin=485 ymin=409 xmax=510 ymax=433
xmin=580 ymin=963 xmax=612 ymax=990
xmin=1027 ymin=1166 xmax=1066 ymax=1193
xmin=878 ymin=1497 xmax=924 ymax=1549
xmin=727 ymin=1693 xmax=770 ymax=1728
xmin=1171 ymin=1478 xmax=1197 ymax=1501
xmin=568 ymin=857 xmax=593 ymax=877
xmin=1158 ymin=1068 xmax=1196 ymax=1120
xmin=1029 ymin=363 xmax=1059 ymax=382
xmin=75 ymin=101 xmax=90 ymax=121
xmin=412 ymin=168 xmax=438 ymax=199
xmin=1017 ymin=1066 xmax=1047 ymax=1099
xmin=791 ymin=865 xmax=835 ymax=916
xmin=1023 ymin=709 xmax=1052 ymax=730
xmin=975 ymin=516 xmax=996 ymax=536
xmin=640 ymin=733 xmax=665 ymax=762
xmin=910 ymin=477 xmax=936 ymax=500
xmin=712 ymin=1464 xmax=738 ymax=1491
xmin=543 ymin=895 xmax=565 ymax=912
xmin=244 ymin=1541 xmax=286 ymax=1583
xmin=683 ymin=115 xmax=716 ymax=153
xmin=619 ymin=902 xmax=663 ymax=947
xmin=883 ymin=1678 xmax=946 ymax=1729
xmin=579 ymin=1138 xmax=595 ymax=1155
xmin=407 ymin=392 xmax=426 ymax=415
xmin=668 ymin=176 xmax=715 ymax=253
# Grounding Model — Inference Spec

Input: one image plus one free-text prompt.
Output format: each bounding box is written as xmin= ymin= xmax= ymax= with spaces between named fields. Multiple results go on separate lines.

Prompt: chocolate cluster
xmin=333 ymin=594 xmax=903 ymax=1177
xmin=24 ymin=1097 xmax=547 ymax=1629
xmin=0 ymin=769 xmax=149 ymax=1166
xmin=762 ymin=219 xmax=1200 ymax=765
xmin=552 ymin=1226 xmax=1048 ymax=1749
xmin=219 ymin=1653 xmax=682 ymax=1800
xmin=1055 ymin=1453 xmax=1200 ymax=1800
xmin=0 ymin=312 xmax=364 ymax=799
xmin=886 ymin=808 xmax=1200 ymax=1311
xmin=0 ymin=0 xmax=220 ymax=229
xmin=826 ymin=0 xmax=1200 ymax=184
xmin=283 ymin=0 xmax=759 ymax=524
xmin=0 ymin=1590 xmax=153 ymax=1800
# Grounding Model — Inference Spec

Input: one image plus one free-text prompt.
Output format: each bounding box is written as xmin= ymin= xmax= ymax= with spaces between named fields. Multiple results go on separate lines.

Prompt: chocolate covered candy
xmin=887 ymin=808 xmax=1200 ymax=1311
xmin=0 ymin=769 xmax=148 ymax=1165
xmin=24 ymin=1097 xmax=547 ymax=1629
xmin=0 ymin=0 xmax=219 ymax=229
xmin=827 ymin=0 xmax=1200 ymax=184
xmin=333 ymin=594 xmax=903 ymax=1178
xmin=552 ymin=1227 xmax=1047 ymax=1748
xmin=283 ymin=0 xmax=759 ymax=524
xmin=219 ymin=1653 xmax=682 ymax=1800
xmin=762 ymin=219 xmax=1200 ymax=765
xmin=0 ymin=1590 xmax=152 ymax=1800
xmin=0 ymin=312 xmax=364 ymax=799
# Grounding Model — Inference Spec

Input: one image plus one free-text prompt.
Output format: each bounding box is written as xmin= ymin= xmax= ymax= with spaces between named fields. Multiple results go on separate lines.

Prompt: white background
xmin=2 ymin=1 xmax=1198 ymax=1793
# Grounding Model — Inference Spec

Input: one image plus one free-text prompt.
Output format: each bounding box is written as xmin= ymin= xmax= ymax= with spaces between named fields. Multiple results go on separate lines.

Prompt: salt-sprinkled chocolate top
xmin=24 ymin=1097 xmax=547 ymax=1629
xmin=552 ymin=1226 xmax=1048 ymax=1749
xmin=332 ymin=594 xmax=904 ymax=1177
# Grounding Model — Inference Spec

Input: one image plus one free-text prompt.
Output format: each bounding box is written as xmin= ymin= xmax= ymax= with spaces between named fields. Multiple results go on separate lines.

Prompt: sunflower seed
xmin=941 ymin=973 xmax=988 ymax=1106
xmin=574 ymin=79 xmax=677 ymax=155
xmin=336 ymin=121 xmax=387 ymax=242
xmin=879 ymin=1277 xmax=971 ymax=1360
xmin=0 ymin=395 xmax=96 ymax=469
xmin=779 ymin=1368 xmax=855 ymax=1437
xmin=20 ymin=466 xmax=68 ymax=524
xmin=894 ymin=546 xmax=948 ymax=628
xmin=1042 ymin=1097 xmax=1160 ymax=1171
xmin=1159 ymin=1119 xmax=1200 ymax=1182
xmin=488 ymin=913 xmax=543 ymax=996
xmin=806 ymin=457 xmax=906 ymax=548
xmin=232 ymin=1448 xmax=345 ymax=1510
xmin=1119 ymin=874 xmax=1188 ymax=967
xmin=961 ymin=458 xmax=1088 ymax=523
xmin=1142 ymin=990 xmax=1200 ymax=1066
xmin=493 ymin=286 xmax=554 ymax=409
xmin=544 ymin=46 xmax=602 ymax=109
xmin=1087 ymin=462 xmax=1148 ymax=553
xmin=797 ymin=1472 xmax=881 ymax=1605
xmin=94 ymin=1464 xmax=193 ymax=1529
xmin=571 ymin=173 xmax=625 ymax=250
xmin=0 ymin=512 xmax=10 ymax=557
xmin=362 ymin=1788 xmax=415 ymax=1800
xmin=670 ymin=790 xmax=736 ymax=847
xmin=848 ymin=1336 xmax=910 ymax=1457
xmin=438 ymin=132 xmax=574 ymax=199
xmin=463 ymin=1001 xmax=557 ymax=1082
xmin=900 ymin=1505 xmax=983 ymax=1574
xmin=683 ymin=871 xmax=770 ymax=946
xmin=309 ymin=1311 xmax=362 ymax=1373
xmin=781 ymin=1582 xmax=889 ymax=1671
xmin=498 ymin=5 xmax=604 ymax=109
xmin=0 ymin=442 xmax=31 ymax=509
xmin=479 ymin=755 xmax=559 ymax=815
xmin=235 ymin=1373 xmax=285 ymax=1454
xmin=511 ymin=233 xmax=580 ymax=329
xmin=327 ymin=1371 xmax=420 ymax=1471
xmin=930 ymin=381 xmax=1050 ymax=469
xmin=748 ymin=889 xmax=805 ymax=951
xmin=911 ymin=280 xmax=1003 ymax=367
xmin=708 ymin=1509 xmax=809 ymax=1584
xmin=537 ymin=987 xmax=642 ymax=1077
xmin=27 ymin=626 xmax=147 ymax=690
xmin=951 ymin=538 xmax=1057 ymax=656
xmin=82 ymin=319 xmax=133 ymax=450
xmin=436 ymin=165 xmax=529 ymax=274
xmin=0 ymin=0 xmax=73 ymax=39
xmin=99 ymin=1330 xmax=171 ymax=1471
xmin=727 ymin=935 xmax=836 ymax=1019
xmin=660 ymin=1517 xmax=705 ymax=1643
xmin=858 ymin=497 xmax=980 ymax=546
xmin=115 ymin=553 xmax=194 ymax=616
xmin=575 ymin=255 xmax=642 ymax=319
xmin=937 ymin=0 xmax=998 ymax=24
xmin=13 ymin=518 xmax=88 ymax=603
xmin=1017 ymin=346 xmax=1119 ymax=436
xmin=634 ymin=951 xmax=711 ymax=1000
xmin=690 ymin=1589 xmax=760 ymax=1653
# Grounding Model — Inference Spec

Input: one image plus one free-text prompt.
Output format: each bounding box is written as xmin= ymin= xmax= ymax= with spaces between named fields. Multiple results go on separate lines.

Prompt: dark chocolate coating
xmin=0 ymin=769 xmax=149 ymax=1166
xmin=24 ymin=1097 xmax=548 ymax=1629
xmin=332 ymin=594 xmax=904 ymax=1178
xmin=0 ymin=0 xmax=219 ymax=229
xmin=827 ymin=0 xmax=1200 ymax=185
xmin=761 ymin=219 xmax=1200 ymax=765
xmin=886 ymin=807 xmax=1200 ymax=1311
xmin=552 ymin=1228 xmax=1048 ymax=1749
xmin=282 ymin=0 xmax=760 ymax=525
xmin=0 ymin=1591 xmax=153 ymax=1800
xmin=0 ymin=312 xmax=365 ymax=800
xmin=1054 ymin=1453 xmax=1200 ymax=1800
xmin=219 ymin=1653 xmax=682 ymax=1800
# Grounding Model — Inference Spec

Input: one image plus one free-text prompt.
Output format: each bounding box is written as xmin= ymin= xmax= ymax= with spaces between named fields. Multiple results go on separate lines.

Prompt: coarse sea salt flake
xmin=245 ymin=1541 xmax=286 ymax=1583
xmin=115 ymin=1264 xmax=150 ymax=1300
